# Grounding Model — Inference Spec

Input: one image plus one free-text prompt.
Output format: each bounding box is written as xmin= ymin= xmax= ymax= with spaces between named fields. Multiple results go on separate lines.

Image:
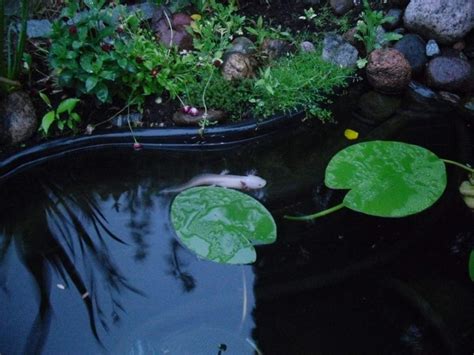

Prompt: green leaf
xmin=39 ymin=92 xmax=52 ymax=108
xmin=40 ymin=111 xmax=56 ymax=134
xmin=57 ymin=98 xmax=80 ymax=114
xmin=85 ymin=76 xmax=99 ymax=92
xmin=171 ymin=187 xmax=276 ymax=264
xmin=80 ymin=54 xmax=94 ymax=73
xmin=95 ymin=83 xmax=109 ymax=103
xmin=70 ymin=112 xmax=81 ymax=122
xmin=325 ymin=141 xmax=447 ymax=217
xmin=469 ymin=250 xmax=474 ymax=282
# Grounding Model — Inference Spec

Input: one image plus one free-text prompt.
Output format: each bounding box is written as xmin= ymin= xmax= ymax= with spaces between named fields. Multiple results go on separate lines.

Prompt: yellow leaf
xmin=344 ymin=129 xmax=359 ymax=140
xmin=191 ymin=14 xmax=202 ymax=21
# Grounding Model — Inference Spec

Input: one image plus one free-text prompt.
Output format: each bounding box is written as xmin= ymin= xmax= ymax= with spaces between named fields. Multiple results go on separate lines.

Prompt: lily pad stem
xmin=284 ymin=203 xmax=345 ymax=221
xmin=442 ymin=159 xmax=474 ymax=174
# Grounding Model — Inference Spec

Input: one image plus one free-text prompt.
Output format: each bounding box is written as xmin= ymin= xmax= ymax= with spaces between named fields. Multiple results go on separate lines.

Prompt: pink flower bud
xmin=133 ymin=142 xmax=143 ymax=151
xmin=182 ymin=105 xmax=191 ymax=113
xmin=189 ymin=107 xmax=199 ymax=116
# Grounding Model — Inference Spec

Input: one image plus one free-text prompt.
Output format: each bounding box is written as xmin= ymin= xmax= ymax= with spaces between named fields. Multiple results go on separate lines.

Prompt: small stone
xmin=329 ymin=0 xmax=353 ymax=16
xmin=229 ymin=37 xmax=256 ymax=55
xmin=26 ymin=19 xmax=52 ymax=38
xmin=221 ymin=52 xmax=256 ymax=80
xmin=0 ymin=91 xmax=37 ymax=145
xmin=426 ymin=39 xmax=440 ymax=57
xmin=322 ymin=33 xmax=359 ymax=68
xmin=300 ymin=41 xmax=316 ymax=53
xmin=459 ymin=181 xmax=474 ymax=198
xmin=261 ymin=39 xmax=293 ymax=60
xmin=383 ymin=9 xmax=403 ymax=31
xmin=358 ymin=91 xmax=402 ymax=122
xmin=438 ymin=91 xmax=461 ymax=106
xmin=173 ymin=109 xmax=227 ymax=126
xmin=453 ymin=41 xmax=466 ymax=51
xmin=111 ymin=112 xmax=143 ymax=128
xmin=366 ymin=48 xmax=412 ymax=94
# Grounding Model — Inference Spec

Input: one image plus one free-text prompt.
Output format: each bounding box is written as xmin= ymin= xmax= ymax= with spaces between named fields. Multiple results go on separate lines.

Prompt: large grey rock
xmin=322 ymin=33 xmax=359 ymax=68
xmin=394 ymin=34 xmax=427 ymax=75
xmin=426 ymin=56 xmax=473 ymax=93
xmin=221 ymin=53 xmax=256 ymax=80
xmin=403 ymin=0 xmax=474 ymax=44
xmin=0 ymin=91 xmax=37 ymax=145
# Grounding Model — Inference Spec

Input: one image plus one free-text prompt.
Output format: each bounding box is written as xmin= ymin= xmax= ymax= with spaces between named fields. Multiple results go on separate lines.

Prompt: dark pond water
xmin=0 ymin=90 xmax=473 ymax=354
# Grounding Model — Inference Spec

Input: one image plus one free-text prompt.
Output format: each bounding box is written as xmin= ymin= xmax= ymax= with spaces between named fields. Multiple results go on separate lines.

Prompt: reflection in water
xmin=0 ymin=174 xmax=144 ymax=353
xmin=165 ymin=240 xmax=197 ymax=293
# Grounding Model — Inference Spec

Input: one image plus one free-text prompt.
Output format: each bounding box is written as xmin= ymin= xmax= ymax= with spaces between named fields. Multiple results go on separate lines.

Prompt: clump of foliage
xmin=0 ymin=0 xmax=30 ymax=95
xmin=245 ymin=15 xmax=292 ymax=46
xmin=38 ymin=92 xmax=81 ymax=135
xmin=49 ymin=0 xmax=196 ymax=107
xmin=249 ymin=52 xmax=353 ymax=120
xmin=355 ymin=0 xmax=402 ymax=54
xmin=300 ymin=5 xmax=352 ymax=35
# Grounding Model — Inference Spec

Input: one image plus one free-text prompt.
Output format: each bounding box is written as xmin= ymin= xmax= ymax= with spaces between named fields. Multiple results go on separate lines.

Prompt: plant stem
xmin=0 ymin=0 xmax=5 ymax=79
xmin=201 ymin=68 xmax=214 ymax=118
xmin=284 ymin=203 xmax=345 ymax=221
xmin=12 ymin=0 xmax=29 ymax=80
xmin=0 ymin=76 xmax=21 ymax=87
xmin=442 ymin=159 xmax=474 ymax=173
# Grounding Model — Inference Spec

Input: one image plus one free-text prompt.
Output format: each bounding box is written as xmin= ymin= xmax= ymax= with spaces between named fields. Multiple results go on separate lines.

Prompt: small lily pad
xmin=170 ymin=187 xmax=276 ymax=264
xmin=325 ymin=141 xmax=447 ymax=217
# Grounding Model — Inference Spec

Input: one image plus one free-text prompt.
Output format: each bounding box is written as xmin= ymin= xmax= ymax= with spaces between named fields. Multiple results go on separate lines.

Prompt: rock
xmin=366 ymin=48 xmax=412 ymax=94
xmin=229 ymin=37 xmax=256 ymax=55
xmin=358 ymin=91 xmax=402 ymax=123
xmin=221 ymin=53 xmax=256 ymax=80
xmin=426 ymin=56 xmax=473 ymax=93
xmin=152 ymin=8 xmax=193 ymax=50
xmin=453 ymin=41 xmax=466 ymax=52
xmin=388 ymin=0 xmax=409 ymax=6
xmin=426 ymin=39 xmax=440 ymax=57
xmin=173 ymin=109 xmax=227 ymax=126
xmin=393 ymin=34 xmax=427 ymax=75
xmin=463 ymin=96 xmax=474 ymax=113
xmin=303 ymin=0 xmax=321 ymax=5
xmin=464 ymin=31 xmax=474 ymax=59
xmin=261 ymin=39 xmax=293 ymax=60
xmin=407 ymin=80 xmax=439 ymax=103
xmin=383 ymin=9 xmax=403 ymax=31
xmin=111 ymin=113 xmax=143 ymax=128
xmin=322 ymin=33 xmax=359 ymax=68
xmin=438 ymin=91 xmax=461 ymax=106
xmin=300 ymin=41 xmax=316 ymax=53
xmin=26 ymin=19 xmax=52 ymax=38
xmin=0 ymin=91 xmax=37 ymax=145
xmin=342 ymin=27 xmax=364 ymax=53
xmin=403 ymin=0 xmax=474 ymax=44
xmin=329 ymin=0 xmax=353 ymax=16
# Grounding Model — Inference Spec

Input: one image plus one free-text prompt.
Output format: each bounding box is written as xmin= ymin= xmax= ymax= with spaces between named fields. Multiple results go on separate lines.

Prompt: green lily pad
xmin=325 ymin=141 xmax=447 ymax=217
xmin=469 ymin=250 xmax=474 ymax=282
xmin=170 ymin=187 xmax=276 ymax=264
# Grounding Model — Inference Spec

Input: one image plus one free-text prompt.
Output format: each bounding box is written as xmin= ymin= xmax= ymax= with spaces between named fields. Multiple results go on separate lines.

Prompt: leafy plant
xmin=171 ymin=186 xmax=276 ymax=264
xmin=150 ymin=0 xmax=208 ymax=13
xmin=354 ymin=0 xmax=402 ymax=54
xmin=300 ymin=5 xmax=352 ymax=35
xmin=39 ymin=92 xmax=81 ymax=135
xmin=245 ymin=15 xmax=292 ymax=46
xmin=0 ymin=0 xmax=30 ymax=94
xmin=250 ymin=52 xmax=353 ymax=120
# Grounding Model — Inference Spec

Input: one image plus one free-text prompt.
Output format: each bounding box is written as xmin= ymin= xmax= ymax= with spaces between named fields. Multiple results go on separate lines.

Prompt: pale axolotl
xmin=162 ymin=171 xmax=266 ymax=193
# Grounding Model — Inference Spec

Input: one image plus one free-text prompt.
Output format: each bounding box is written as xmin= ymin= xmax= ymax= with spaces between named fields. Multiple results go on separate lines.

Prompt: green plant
xmin=0 ymin=0 xmax=30 ymax=94
xmin=49 ymin=0 xmax=197 ymax=108
xmin=299 ymin=5 xmax=352 ymax=35
xmin=250 ymin=52 xmax=353 ymax=120
xmin=190 ymin=0 xmax=245 ymax=61
xmin=354 ymin=0 xmax=402 ymax=54
xmin=245 ymin=16 xmax=292 ymax=46
xmin=150 ymin=0 xmax=208 ymax=13
xmin=39 ymin=92 xmax=81 ymax=135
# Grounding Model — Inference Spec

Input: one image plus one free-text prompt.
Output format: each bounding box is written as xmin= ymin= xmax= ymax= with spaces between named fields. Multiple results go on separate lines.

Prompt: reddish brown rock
xmin=152 ymin=8 xmax=193 ymax=50
xmin=366 ymin=48 xmax=412 ymax=94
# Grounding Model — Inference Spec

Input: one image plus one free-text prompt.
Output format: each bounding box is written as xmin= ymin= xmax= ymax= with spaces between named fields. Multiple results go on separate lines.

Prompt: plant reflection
xmin=165 ymin=240 xmax=197 ymax=293
xmin=0 ymin=173 xmax=144 ymax=353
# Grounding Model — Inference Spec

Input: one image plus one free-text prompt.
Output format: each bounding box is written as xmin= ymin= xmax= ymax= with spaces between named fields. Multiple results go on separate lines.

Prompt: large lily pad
xmin=325 ymin=141 xmax=447 ymax=217
xmin=170 ymin=187 xmax=276 ymax=264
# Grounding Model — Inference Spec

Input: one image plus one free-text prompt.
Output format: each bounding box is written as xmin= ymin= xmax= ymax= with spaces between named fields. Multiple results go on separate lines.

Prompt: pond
xmin=0 ymin=88 xmax=473 ymax=354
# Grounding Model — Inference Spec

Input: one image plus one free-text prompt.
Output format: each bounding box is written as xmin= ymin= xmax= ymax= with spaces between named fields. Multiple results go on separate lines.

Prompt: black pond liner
xmin=0 ymin=110 xmax=305 ymax=184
